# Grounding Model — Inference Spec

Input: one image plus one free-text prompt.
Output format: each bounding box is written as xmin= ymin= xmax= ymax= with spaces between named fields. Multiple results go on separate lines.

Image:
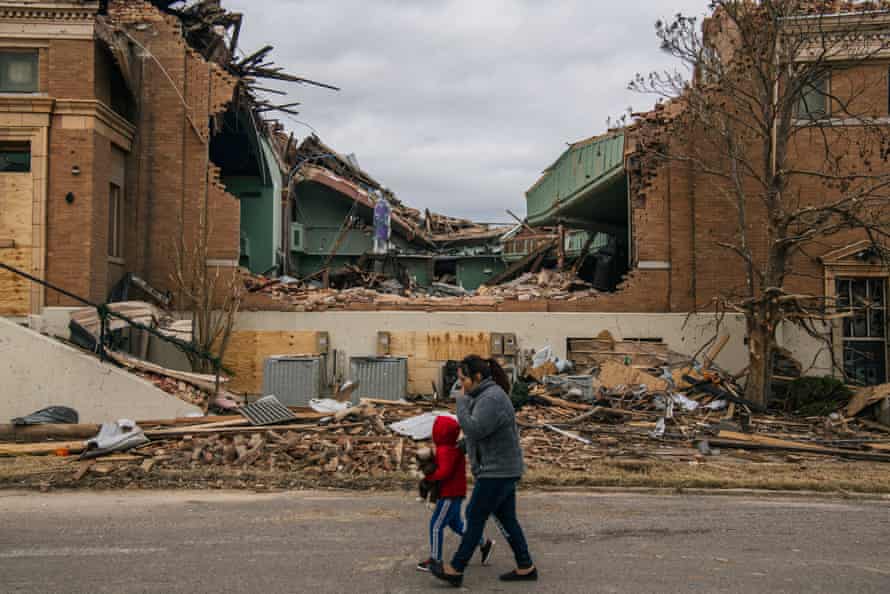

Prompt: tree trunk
xmin=744 ymin=308 xmax=776 ymax=407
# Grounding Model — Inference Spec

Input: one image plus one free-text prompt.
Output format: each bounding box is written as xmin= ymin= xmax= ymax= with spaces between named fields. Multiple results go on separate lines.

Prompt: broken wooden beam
xmin=0 ymin=424 xmax=99 ymax=442
xmin=712 ymin=430 xmax=890 ymax=462
xmin=0 ymin=441 xmax=86 ymax=457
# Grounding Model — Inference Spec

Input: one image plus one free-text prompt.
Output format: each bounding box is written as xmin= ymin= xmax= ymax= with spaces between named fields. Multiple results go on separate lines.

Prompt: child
xmin=417 ymin=415 xmax=494 ymax=571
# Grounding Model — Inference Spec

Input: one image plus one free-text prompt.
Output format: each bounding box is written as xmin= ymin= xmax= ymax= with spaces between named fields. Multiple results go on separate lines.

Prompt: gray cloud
xmin=226 ymin=0 xmax=710 ymax=221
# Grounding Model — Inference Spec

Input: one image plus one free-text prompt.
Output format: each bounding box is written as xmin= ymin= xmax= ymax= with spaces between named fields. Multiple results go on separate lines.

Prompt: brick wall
xmin=106 ymin=0 xmax=240 ymax=295
xmin=618 ymin=59 xmax=890 ymax=316
xmin=45 ymin=127 xmax=96 ymax=305
xmin=34 ymin=1 xmax=242 ymax=306
xmin=47 ymin=39 xmax=95 ymax=100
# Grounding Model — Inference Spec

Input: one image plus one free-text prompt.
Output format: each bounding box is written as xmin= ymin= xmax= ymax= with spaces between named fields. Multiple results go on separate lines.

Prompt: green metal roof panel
xmin=525 ymin=133 xmax=625 ymax=226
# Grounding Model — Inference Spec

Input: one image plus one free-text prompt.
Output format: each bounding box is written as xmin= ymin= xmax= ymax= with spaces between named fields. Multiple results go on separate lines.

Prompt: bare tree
xmin=631 ymin=1 xmax=890 ymax=404
xmin=171 ymin=205 xmax=242 ymax=376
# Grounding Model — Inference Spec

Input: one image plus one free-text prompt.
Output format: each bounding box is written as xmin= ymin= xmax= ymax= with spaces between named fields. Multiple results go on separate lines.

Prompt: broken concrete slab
xmin=0 ymin=318 xmax=201 ymax=424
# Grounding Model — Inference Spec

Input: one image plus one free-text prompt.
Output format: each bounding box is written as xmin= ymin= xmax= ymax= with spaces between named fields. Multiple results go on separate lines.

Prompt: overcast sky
xmin=227 ymin=1 xmax=711 ymax=222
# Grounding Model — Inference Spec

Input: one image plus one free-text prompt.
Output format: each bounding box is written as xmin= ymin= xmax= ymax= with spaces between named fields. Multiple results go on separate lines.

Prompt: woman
xmin=431 ymin=355 xmax=537 ymax=588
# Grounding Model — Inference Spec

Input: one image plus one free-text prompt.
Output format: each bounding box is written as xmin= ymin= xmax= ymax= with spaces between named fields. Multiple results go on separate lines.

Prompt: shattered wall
xmin=2 ymin=0 xmax=243 ymax=310
xmin=106 ymin=0 xmax=241 ymax=296
xmin=620 ymin=62 xmax=890 ymax=317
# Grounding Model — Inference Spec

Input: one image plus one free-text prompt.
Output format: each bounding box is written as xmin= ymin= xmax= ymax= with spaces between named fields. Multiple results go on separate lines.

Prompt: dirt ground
xmin=2 ymin=454 xmax=890 ymax=494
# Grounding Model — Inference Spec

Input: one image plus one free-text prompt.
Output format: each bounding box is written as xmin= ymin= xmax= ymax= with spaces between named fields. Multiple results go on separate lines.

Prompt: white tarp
xmin=309 ymin=398 xmax=351 ymax=414
xmin=389 ymin=411 xmax=457 ymax=440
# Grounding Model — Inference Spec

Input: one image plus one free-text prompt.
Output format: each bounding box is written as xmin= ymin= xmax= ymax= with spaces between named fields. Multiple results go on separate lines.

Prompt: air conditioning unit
xmin=262 ymin=355 xmax=324 ymax=406
xmin=349 ymin=356 xmax=408 ymax=403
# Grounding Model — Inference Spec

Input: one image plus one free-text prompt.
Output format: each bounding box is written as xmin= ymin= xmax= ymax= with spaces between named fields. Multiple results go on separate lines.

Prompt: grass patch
xmin=2 ymin=455 xmax=889 ymax=494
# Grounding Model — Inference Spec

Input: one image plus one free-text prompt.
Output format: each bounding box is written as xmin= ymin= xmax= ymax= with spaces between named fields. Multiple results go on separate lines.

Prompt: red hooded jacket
xmin=425 ymin=415 xmax=467 ymax=498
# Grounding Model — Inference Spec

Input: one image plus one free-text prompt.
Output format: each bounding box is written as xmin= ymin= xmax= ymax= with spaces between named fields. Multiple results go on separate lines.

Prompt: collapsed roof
xmin=292 ymin=134 xmax=510 ymax=250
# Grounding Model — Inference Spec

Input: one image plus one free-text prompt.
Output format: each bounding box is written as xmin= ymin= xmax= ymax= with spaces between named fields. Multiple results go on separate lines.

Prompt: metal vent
xmin=238 ymin=395 xmax=297 ymax=426
xmin=262 ymin=355 xmax=324 ymax=406
xmin=349 ymin=356 xmax=408 ymax=403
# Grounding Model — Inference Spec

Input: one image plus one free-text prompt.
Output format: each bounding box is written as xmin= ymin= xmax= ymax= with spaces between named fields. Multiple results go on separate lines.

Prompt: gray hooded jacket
xmin=456 ymin=378 xmax=525 ymax=479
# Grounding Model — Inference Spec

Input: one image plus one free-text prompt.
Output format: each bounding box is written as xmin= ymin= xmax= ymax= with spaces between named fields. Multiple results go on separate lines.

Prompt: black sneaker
xmin=500 ymin=567 xmax=538 ymax=581
xmin=416 ymin=558 xmax=434 ymax=572
xmin=430 ymin=560 xmax=464 ymax=588
xmin=480 ymin=539 xmax=495 ymax=565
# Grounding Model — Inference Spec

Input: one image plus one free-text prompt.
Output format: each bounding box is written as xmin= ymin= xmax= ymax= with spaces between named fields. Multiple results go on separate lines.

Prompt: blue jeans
xmin=451 ymin=478 xmax=533 ymax=572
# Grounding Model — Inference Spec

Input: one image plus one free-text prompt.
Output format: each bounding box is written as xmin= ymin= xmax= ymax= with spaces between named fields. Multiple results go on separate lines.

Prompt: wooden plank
xmin=711 ymin=433 xmax=890 ymax=462
xmin=221 ymin=330 xmax=323 ymax=394
xmin=703 ymin=335 xmax=730 ymax=368
xmin=846 ymin=383 xmax=890 ymax=418
xmin=221 ymin=331 xmax=259 ymax=393
xmin=0 ymin=174 xmax=33 ymax=316
xmin=144 ymin=420 xmax=360 ymax=438
xmin=0 ymin=424 xmax=99 ymax=442
xmin=390 ymin=331 xmax=490 ymax=395
xmin=598 ymin=360 xmax=669 ymax=391
xmin=859 ymin=419 xmax=890 ymax=434
xmin=108 ymin=351 xmax=226 ymax=393
xmin=0 ymin=441 xmax=85 ymax=456
xmin=0 ymin=247 xmax=31 ymax=315
xmin=532 ymin=393 xmax=591 ymax=411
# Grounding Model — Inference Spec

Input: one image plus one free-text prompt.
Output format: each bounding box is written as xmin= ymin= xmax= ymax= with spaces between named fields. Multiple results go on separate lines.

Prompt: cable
xmin=118 ymin=29 xmax=204 ymax=140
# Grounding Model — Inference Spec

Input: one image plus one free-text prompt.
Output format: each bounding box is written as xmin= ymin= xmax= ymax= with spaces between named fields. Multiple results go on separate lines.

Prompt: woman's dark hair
xmin=459 ymin=354 xmax=511 ymax=394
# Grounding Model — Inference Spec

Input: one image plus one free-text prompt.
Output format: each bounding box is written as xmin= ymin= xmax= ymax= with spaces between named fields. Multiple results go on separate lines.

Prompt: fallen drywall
xmin=0 ymin=317 xmax=201 ymax=424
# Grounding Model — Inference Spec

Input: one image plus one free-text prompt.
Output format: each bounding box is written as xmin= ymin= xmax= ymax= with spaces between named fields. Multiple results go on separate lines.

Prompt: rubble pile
xmin=477 ymin=270 xmax=598 ymax=301
xmin=135 ymin=372 xmax=211 ymax=409
xmin=140 ymin=404 xmax=423 ymax=477
xmin=243 ymin=268 xmax=601 ymax=311
xmin=510 ymin=343 xmax=890 ymax=468
xmin=2 ymin=347 xmax=890 ymax=488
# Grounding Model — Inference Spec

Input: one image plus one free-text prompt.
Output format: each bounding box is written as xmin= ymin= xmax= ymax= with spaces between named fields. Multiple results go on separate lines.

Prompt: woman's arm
xmin=456 ymin=394 xmax=504 ymax=440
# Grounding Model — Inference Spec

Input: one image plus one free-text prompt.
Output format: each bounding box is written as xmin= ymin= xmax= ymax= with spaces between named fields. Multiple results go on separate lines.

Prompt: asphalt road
xmin=1 ymin=489 xmax=888 ymax=593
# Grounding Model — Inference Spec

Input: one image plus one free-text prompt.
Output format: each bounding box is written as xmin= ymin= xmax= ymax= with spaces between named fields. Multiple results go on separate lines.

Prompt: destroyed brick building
xmin=286 ymin=134 xmax=508 ymax=291
xmin=0 ymin=0 xmax=253 ymax=314
xmin=2 ymin=0 xmax=890 ymax=422
xmin=0 ymin=0 xmax=513 ymax=320
xmin=522 ymin=6 xmax=890 ymax=386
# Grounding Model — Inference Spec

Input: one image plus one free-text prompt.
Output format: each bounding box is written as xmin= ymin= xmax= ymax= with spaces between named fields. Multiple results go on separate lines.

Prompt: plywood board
xmin=568 ymin=337 xmax=668 ymax=369
xmin=0 ymin=247 xmax=31 ymax=315
xmin=598 ymin=359 xmax=669 ymax=391
xmin=388 ymin=331 xmax=491 ymax=395
xmin=0 ymin=174 xmax=33 ymax=316
xmin=221 ymin=330 xmax=323 ymax=394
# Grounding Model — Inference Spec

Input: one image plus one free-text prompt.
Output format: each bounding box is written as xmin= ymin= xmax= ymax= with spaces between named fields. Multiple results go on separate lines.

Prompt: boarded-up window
xmin=0 ymin=51 xmax=38 ymax=93
xmin=0 ymin=142 xmax=30 ymax=172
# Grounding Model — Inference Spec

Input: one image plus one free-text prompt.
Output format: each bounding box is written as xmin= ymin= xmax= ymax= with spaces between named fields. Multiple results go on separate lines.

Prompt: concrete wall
xmin=0 ymin=317 xmax=201 ymax=423
xmin=33 ymin=307 xmax=836 ymax=392
xmin=235 ymin=311 xmax=774 ymax=375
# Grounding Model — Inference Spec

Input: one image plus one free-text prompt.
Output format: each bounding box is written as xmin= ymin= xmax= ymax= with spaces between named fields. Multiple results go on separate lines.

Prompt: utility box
xmin=349 ymin=356 xmax=408 ymax=403
xmin=262 ymin=355 xmax=324 ymax=406
xmin=502 ymin=333 xmax=517 ymax=355
xmin=490 ymin=333 xmax=504 ymax=355
xmin=376 ymin=331 xmax=391 ymax=356
xmin=316 ymin=332 xmax=330 ymax=354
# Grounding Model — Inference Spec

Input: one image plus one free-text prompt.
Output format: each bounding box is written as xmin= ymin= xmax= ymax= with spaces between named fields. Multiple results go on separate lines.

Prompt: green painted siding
xmin=225 ymin=176 xmax=277 ymax=274
xmin=526 ymin=133 xmax=625 ymax=226
xmin=291 ymin=180 xmax=506 ymax=289
xmin=401 ymin=259 xmax=432 ymax=287
xmin=223 ymin=137 xmax=282 ymax=275
xmin=457 ymin=257 xmax=506 ymax=290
